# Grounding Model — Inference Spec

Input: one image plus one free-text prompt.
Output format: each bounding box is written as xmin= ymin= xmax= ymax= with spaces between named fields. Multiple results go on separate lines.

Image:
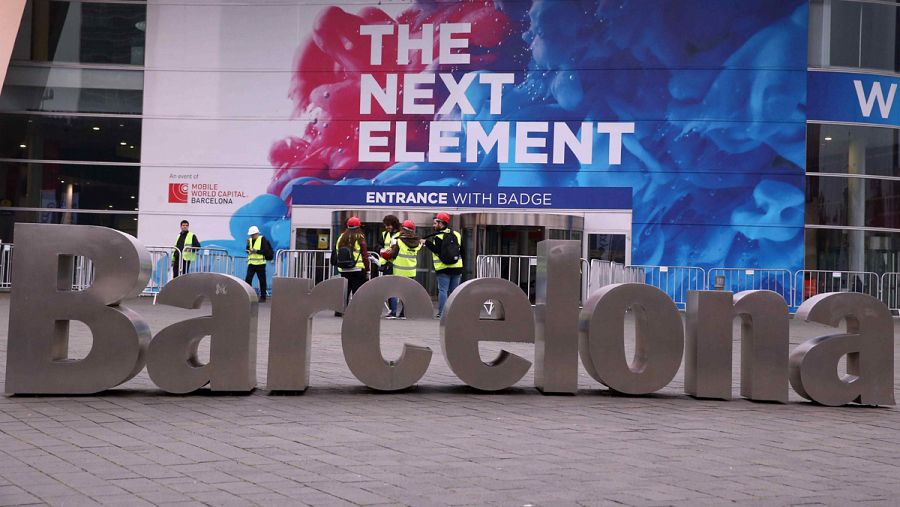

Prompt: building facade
xmin=0 ymin=0 xmax=897 ymax=281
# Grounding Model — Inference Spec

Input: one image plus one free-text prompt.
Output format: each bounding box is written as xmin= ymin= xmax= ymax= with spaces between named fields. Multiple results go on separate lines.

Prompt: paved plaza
xmin=0 ymin=294 xmax=898 ymax=506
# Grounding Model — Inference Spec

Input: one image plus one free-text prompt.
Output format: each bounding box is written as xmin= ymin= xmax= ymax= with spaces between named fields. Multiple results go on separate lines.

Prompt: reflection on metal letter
xmin=534 ymin=240 xmax=580 ymax=394
xmin=342 ymin=276 xmax=432 ymax=391
xmin=789 ymin=293 xmax=895 ymax=406
xmin=685 ymin=291 xmax=732 ymax=400
xmin=6 ymin=224 xmax=151 ymax=394
xmin=579 ymin=283 xmax=683 ymax=395
xmin=147 ymin=273 xmax=258 ymax=393
xmin=267 ymin=277 xmax=346 ymax=391
xmin=734 ymin=290 xmax=788 ymax=402
xmin=442 ymin=278 xmax=533 ymax=391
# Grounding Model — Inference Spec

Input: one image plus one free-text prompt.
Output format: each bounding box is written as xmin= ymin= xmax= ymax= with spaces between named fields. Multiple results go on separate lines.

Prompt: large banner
xmin=140 ymin=0 xmax=807 ymax=272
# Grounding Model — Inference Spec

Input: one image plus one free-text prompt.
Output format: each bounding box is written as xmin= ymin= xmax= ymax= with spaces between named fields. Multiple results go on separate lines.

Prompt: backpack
xmin=438 ymin=231 xmax=461 ymax=265
xmin=331 ymin=245 xmax=358 ymax=269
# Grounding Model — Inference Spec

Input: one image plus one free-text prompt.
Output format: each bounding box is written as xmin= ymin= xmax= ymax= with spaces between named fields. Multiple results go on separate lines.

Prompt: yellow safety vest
xmin=379 ymin=230 xmax=399 ymax=266
xmin=176 ymin=232 xmax=196 ymax=261
xmin=432 ymin=229 xmax=463 ymax=271
xmin=248 ymin=236 xmax=266 ymax=265
xmin=336 ymin=233 xmax=364 ymax=272
xmin=392 ymin=238 xmax=421 ymax=277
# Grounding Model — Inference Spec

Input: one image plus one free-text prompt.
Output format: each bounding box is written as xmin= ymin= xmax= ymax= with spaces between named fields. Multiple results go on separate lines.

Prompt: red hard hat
xmin=379 ymin=248 xmax=393 ymax=260
xmin=401 ymin=219 xmax=415 ymax=230
xmin=435 ymin=212 xmax=451 ymax=223
xmin=347 ymin=216 xmax=361 ymax=228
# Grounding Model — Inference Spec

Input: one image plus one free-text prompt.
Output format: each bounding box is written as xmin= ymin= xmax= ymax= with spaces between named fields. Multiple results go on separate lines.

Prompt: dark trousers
xmin=340 ymin=270 xmax=367 ymax=308
xmin=172 ymin=259 xmax=191 ymax=278
xmin=245 ymin=263 xmax=268 ymax=300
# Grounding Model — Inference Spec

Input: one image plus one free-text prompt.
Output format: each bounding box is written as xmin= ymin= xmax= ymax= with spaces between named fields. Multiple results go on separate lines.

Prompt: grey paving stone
xmin=0 ymin=295 xmax=898 ymax=506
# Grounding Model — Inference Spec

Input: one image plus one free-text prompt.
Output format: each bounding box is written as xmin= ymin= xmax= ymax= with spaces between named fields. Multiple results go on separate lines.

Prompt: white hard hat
xmin=247 ymin=226 xmax=260 ymax=235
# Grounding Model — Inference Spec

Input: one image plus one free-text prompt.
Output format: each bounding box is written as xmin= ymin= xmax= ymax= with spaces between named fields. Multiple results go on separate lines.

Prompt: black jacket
xmin=424 ymin=229 xmax=464 ymax=276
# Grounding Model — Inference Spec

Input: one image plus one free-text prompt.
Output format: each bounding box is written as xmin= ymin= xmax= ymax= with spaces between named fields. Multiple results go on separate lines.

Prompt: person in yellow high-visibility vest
xmin=245 ymin=225 xmax=273 ymax=302
xmin=173 ymin=219 xmax=201 ymax=278
xmin=423 ymin=212 xmax=463 ymax=318
xmin=385 ymin=219 xmax=422 ymax=319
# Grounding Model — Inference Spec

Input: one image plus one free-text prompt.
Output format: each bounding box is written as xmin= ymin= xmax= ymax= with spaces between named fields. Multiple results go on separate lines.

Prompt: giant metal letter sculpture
xmin=267 ymin=277 xmax=346 ymax=391
xmin=534 ymin=240 xmax=580 ymax=394
xmin=6 ymin=224 xmax=151 ymax=394
xmin=685 ymin=291 xmax=733 ymax=400
xmin=442 ymin=278 xmax=534 ymax=391
xmin=684 ymin=290 xmax=788 ymax=401
xmin=735 ymin=290 xmax=789 ymax=402
xmin=789 ymin=292 xmax=895 ymax=406
xmin=147 ymin=273 xmax=258 ymax=393
xmin=342 ymin=276 xmax=432 ymax=391
xmin=579 ymin=283 xmax=683 ymax=395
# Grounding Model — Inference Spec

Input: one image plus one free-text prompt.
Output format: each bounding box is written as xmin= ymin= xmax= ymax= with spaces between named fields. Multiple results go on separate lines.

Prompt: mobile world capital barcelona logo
xmin=168 ymin=183 xmax=189 ymax=203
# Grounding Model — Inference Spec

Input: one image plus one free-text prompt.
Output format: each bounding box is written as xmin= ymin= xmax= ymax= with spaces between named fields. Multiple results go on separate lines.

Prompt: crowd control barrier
xmin=476 ymin=254 xmax=590 ymax=303
xmin=0 ymin=243 xmax=12 ymax=291
xmin=143 ymin=247 xmax=173 ymax=299
xmin=880 ymin=272 xmax=900 ymax=313
xmin=181 ymin=247 xmax=234 ymax=276
xmin=706 ymin=268 xmax=792 ymax=305
xmin=793 ymin=270 xmax=880 ymax=307
xmin=275 ymin=249 xmax=335 ymax=283
xmin=588 ymin=259 xmax=644 ymax=294
xmin=629 ymin=265 xmax=706 ymax=309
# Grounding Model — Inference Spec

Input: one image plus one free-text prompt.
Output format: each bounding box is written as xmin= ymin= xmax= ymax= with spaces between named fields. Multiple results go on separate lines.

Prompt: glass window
xmin=588 ymin=233 xmax=626 ymax=264
xmin=807 ymin=123 xmax=899 ymax=177
xmin=804 ymin=228 xmax=900 ymax=273
xmin=14 ymin=0 xmax=147 ymax=66
xmin=0 ymin=162 xmax=139 ymax=212
xmin=0 ymin=209 xmax=138 ymax=243
xmin=0 ymin=114 xmax=141 ymax=162
xmin=0 ymin=67 xmax=144 ymax=114
xmin=828 ymin=0 xmax=900 ymax=73
xmin=806 ymin=176 xmax=900 ymax=229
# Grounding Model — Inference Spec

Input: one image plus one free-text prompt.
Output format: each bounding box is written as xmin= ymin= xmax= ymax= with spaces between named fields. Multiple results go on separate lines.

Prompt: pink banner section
xmin=0 ymin=0 xmax=26 ymax=95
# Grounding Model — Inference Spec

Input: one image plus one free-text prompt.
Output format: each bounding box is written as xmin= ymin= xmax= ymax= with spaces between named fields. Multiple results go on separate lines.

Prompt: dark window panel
xmin=0 ymin=114 xmax=141 ymax=163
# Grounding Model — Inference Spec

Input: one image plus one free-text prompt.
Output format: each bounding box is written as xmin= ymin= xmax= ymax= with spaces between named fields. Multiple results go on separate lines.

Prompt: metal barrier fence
xmin=588 ymin=259 xmax=644 ymax=294
xmin=275 ymin=249 xmax=335 ymax=281
xmin=182 ymin=247 xmax=234 ymax=276
xmin=629 ymin=265 xmax=706 ymax=308
xmin=706 ymin=268 xmax=792 ymax=305
xmin=71 ymin=256 xmax=95 ymax=291
xmin=476 ymin=255 xmax=590 ymax=302
xmin=879 ymin=272 xmax=899 ymax=312
xmin=0 ymin=244 xmax=12 ymax=290
xmin=143 ymin=247 xmax=172 ymax=297
xmin=793 ymin=270 xmax=880 ymax=307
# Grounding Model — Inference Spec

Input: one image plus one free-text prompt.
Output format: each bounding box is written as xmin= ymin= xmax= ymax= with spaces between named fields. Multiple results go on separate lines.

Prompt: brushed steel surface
xmin=441 ymin=278 xmax=534 ymax=391
xmin=579 ymin=283 xmax=684 ymax=395
xmin=266 ymin=277 xmax=346 ymax=391
xmin=147 ymin=273 xmax=258 ymax=393
xmin=685 ymin=291 xmax=733 ymax=400
xmin=341 ymin=276 xmax=432 ymax=391
xmin=790 ymin=292 xmax=895 ymax=406
xmin=534 ymin=240 xmax=580 ymax=394
xmin=5 ymin=224 xmax=151 ymax=394
xmin=734 ymin=290 xmax=789 ymax=403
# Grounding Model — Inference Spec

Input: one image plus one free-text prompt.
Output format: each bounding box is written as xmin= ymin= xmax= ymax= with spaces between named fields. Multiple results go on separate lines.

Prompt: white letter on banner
xmin=553 ymin=122 xmax=593 ymax=164
xmin=854 ymin=80 xmax=896 ymax=119
xmin=398 ymin=24 xmax=433 ymax=65
xmin=403 ymin=73 xmax=436 ymax=115
xmin=360 ymin=25 xmax=394 ymax=66
xmin=515 ymin=122 xmax=549 ymax=164
xmin=439 ymin=23 xmax=471 ymax=64
xmin=466 ymin=121 xmax=509 ymax=163
xmin=359 ymin=122 xmax=391 ymax=162
xmin=428 ymin=121 xmax=462 ymax=163
xmin=360 ymin=74 xmax=397 ymax=115
xmin=597 ymin=122 xmax=635 ymax=165
xmin=438 ymin=73 xmax=476 ymax=115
